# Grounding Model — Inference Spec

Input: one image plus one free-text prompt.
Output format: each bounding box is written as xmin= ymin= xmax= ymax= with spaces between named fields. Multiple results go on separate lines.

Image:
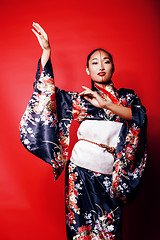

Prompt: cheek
xmin=106 ymin=65 xmax=113 ymax=74
xmin=89 ymin=67 xmax=97 ymax=76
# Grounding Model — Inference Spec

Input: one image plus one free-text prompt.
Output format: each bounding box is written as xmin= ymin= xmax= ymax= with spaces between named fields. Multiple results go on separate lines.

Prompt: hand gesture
xmin=79 ymin=86 xmax=132 ymax=121
xmin=79 ymin=86 xmax=108 ymax=109
xmin=32 ymin=22 xmax=50 ymax=50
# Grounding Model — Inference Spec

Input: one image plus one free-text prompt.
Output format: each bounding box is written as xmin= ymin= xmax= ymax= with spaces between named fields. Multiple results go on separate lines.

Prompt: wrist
xmin=104 ymin=101 xmax=113 ymax=110
xmin=43 ymin=47 xmax=51 ymax=51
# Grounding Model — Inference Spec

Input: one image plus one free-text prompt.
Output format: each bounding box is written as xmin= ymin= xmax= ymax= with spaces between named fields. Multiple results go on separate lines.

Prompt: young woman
xmin=20 ymin=23 xmax=147 ymax=239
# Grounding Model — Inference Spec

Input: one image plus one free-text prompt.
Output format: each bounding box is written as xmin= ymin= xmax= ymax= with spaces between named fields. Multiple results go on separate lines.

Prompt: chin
xmin=93 ymin=79 xmax=111 ymax=85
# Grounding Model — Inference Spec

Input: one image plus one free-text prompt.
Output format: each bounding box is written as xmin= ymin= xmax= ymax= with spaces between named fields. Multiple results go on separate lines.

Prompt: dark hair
xmin=86 ymin=48 xmax=115 ymax=73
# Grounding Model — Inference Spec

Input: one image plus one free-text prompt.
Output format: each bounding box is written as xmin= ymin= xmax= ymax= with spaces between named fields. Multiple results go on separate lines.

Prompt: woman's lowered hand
xmin=79 ymin=86 xmax=132 ymax=121
xmin=79 ymin=86 xmax=107 ymax=108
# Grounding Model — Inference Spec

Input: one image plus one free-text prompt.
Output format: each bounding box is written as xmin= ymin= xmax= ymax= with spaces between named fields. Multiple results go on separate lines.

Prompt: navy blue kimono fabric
xmin=20 ymin=58 xmax=147 ymax=239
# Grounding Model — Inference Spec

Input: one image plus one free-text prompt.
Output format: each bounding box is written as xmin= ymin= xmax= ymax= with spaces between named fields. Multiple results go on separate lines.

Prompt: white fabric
xmin=70 ymin=120 xmax=123 ymax=174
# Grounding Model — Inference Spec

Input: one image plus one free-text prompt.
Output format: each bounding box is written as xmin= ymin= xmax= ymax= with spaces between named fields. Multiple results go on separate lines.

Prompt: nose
xmin=99 ymin=63 xmax=105 ymax=71
xmin=99 ymin=59 xmax=105 ymax=70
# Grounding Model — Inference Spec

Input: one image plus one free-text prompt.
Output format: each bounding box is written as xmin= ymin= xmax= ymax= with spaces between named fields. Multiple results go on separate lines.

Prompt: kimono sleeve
xmin=19 ymin=58 xmax=73 ymax=181
xmin=112 ymin=89 xmax=147 ymax=205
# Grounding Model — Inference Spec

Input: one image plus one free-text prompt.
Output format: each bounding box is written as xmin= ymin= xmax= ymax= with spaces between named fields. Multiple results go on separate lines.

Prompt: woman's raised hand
xmin=32 ymin=22 xmax=50 ymax=50
xmin=32 ymin=22 xmax=51 ymax=68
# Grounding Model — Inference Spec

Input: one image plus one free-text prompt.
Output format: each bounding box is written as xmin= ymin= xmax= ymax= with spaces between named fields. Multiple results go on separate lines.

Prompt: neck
xmin=94 ymin=80 xmax=113 ymax=90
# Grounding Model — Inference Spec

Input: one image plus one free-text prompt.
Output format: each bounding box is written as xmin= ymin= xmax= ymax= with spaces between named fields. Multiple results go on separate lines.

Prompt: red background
xmin=0 ymin=0 xmax=159 ymax=239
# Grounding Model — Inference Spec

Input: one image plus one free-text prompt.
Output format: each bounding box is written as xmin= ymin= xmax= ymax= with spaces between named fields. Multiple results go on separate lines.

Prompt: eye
xmin=92 ymin=62 xmax=98 ymax=65
xmin=104 ymin=61 xmax=111 ymax=64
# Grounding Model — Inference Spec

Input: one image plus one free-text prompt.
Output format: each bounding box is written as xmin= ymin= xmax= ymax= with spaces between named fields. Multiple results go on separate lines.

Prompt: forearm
xmin=105 ymin=102 xmax=132 ymax=121
xmin=41 ymin=47 xmax=51 ymax=69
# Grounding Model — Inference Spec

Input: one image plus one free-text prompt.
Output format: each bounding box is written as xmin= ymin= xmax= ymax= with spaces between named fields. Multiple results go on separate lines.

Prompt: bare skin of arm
xmin=32 ymin=22 xmax=51 ymax=68
xmin=79 ymin=86 xmax=132 ymax=121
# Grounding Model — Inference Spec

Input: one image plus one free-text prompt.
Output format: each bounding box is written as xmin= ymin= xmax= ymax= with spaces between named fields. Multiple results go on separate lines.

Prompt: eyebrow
xmin=91 ymin=58 xmax=98 ymax=61
xmin=91 ymin=57 xmax=110 ymax=61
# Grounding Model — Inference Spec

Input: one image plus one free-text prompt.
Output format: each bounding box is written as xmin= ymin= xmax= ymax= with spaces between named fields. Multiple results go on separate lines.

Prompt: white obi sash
xmin=70 ymin=120 xmax=123 ymax=174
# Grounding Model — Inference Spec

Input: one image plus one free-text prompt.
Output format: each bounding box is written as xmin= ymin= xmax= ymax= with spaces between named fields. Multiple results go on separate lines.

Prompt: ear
xmin=86 ymin=67 xmax=90 ymax=75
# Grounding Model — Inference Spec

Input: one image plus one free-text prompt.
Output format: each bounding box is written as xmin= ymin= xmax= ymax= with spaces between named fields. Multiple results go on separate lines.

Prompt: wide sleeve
xmin=19 ymin=58 xmax=73 ymax=181
xmin=112 ymin=89 xmax=147 ymax=205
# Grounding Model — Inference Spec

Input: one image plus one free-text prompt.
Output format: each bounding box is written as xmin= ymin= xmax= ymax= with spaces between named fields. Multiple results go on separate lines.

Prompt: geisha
xmin=20 ymin=22 xmax=147 ymax=239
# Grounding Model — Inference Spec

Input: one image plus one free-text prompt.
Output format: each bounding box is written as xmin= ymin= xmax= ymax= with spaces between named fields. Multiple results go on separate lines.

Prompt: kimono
xmin=20 ymin=58 xmax=147 ymax=240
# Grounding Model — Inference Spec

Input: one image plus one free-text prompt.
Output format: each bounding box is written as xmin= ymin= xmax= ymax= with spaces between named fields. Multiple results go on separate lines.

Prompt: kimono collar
xmin=94 ymin=80 xmax=121 ymax=105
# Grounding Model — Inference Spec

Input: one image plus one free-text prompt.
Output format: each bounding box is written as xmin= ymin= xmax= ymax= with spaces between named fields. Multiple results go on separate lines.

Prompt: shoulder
xmin=118 ymin=88 xmax=142 ymax=106
xmin=118 ymin=88 xmax=136 ymax=97
xmin=118 ymin=87 xmax=140 ymax=101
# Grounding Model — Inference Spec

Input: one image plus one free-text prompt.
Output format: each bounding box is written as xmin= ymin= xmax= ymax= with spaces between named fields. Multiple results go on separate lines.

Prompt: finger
xmin=32 ymin=28 xmax=40 ymax=38
xmin=82 ymin=86 xmax=96 ymax=94
xmin=32 ymin=28 xmax=45 ymax=49
xmin=79 ymin=90 xmax=93 ymax=96
xmin=32 ymin=22 xmax=41 ymax=33
xmin=83 ymin=96 xmax=91 ymax=101
xmin=81 ymin=86 xmax=93 ymax=94
xmin=32 ymin=22 xmax=48 ymax=40
xmin=79 ymin=92 xmax=87 ymax=96
xmin=82 ymin=86 xmax=91 ymax=90
xmin=36 ymin=23 xmax=47 ymax=35
xmin=32 ymin=28 xmax=44 ymax=39
xmin=32 ymin=23 xmax=44 ymax=36
xmin=79 ymin=90 xmax=87 ymax=95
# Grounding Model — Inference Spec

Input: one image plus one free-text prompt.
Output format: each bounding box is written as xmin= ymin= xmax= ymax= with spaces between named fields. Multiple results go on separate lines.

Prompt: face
xmin=86 ymin=50 xmax=114 ymax=86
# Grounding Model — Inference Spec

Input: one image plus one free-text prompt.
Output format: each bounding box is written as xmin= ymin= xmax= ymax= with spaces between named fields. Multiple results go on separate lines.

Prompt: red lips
xmin=98 ymin=72 xmax=106 ymax=76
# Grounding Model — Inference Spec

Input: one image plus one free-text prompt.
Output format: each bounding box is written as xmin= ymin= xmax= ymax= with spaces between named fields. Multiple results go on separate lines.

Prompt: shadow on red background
xmin=0 ymin=0 xmax=159 ymax=239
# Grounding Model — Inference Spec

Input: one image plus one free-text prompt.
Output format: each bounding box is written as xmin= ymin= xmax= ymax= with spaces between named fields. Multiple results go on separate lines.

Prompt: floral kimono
xmin=20 ymin=58 xmax=147 ymax=240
